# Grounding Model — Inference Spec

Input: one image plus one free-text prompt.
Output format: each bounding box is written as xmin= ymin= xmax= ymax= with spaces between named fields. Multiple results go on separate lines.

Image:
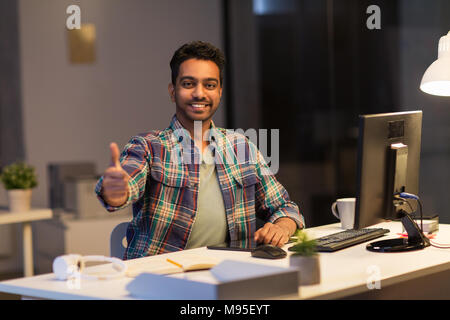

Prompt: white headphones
xmin=52 ymin=254 xmax=127 ymax=281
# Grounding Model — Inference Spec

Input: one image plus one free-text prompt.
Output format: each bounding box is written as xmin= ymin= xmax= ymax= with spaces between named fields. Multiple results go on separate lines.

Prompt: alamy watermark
xmin=171 ymin=121 xmax=279 ymax=175
xmin=366 ymin=5 xmax=381 ymax=30
xmin=66 ymin=4 xmax=81 ymax=30
xmin=366 ymin=265 xmax=381 ymax=290
xmin=65 ymin=264 xmax=82 ymax=290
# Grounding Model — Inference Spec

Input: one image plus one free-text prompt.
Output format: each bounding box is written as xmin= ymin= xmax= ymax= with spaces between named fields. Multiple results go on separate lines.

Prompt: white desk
xmin=0 ymin=208 xmax=53 ymax=277
xmin=0 ymin=221 xmax=449 ymax=300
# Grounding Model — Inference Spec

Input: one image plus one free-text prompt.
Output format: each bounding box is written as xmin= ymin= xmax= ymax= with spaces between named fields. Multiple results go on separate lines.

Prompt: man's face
xmin=169 ymin=58 xmax=222 ymax=125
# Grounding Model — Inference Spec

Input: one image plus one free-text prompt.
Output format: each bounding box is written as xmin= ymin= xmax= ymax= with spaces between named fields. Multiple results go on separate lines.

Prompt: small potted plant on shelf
xmin=289 ymin=229 xmax=321 ymax=285
xmin=0 ymin=161 xmax=38 ymax=212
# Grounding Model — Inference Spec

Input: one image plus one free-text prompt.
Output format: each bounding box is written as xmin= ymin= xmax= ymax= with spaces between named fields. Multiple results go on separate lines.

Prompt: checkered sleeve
xmin=95 ymin=136 xmax=152 ymax=212
xmin=251 ymin=142 xmax=305 ymax=229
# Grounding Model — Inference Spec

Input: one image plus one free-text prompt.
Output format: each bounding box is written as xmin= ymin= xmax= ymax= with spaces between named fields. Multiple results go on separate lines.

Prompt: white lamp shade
xmin=420 ymin=31 xmax=450 ymax=97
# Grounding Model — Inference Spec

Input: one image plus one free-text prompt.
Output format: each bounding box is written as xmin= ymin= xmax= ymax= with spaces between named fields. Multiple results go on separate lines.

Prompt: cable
xmin=430 ymin=241 xmax=450 ymax=249
xmin=396 ymin=192 xmax=450 ymax=249
xmin=395 ymin=193 xmax=423 ymax=232
xmin=398 ymin=192 xmax=419 ymax=200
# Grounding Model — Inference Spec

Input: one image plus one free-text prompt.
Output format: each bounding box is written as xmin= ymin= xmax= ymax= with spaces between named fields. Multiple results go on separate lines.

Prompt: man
xmin=96 ymin=41 xmax=304 ymax=259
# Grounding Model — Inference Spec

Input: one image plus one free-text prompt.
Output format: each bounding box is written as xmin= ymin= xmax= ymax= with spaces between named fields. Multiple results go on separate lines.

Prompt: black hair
xmin=170 ymin=41 xmax=225 ymax=86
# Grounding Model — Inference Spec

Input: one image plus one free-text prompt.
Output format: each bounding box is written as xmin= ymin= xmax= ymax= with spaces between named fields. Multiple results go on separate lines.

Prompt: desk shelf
xmin=0 ymin=208 xmax=53 ymax=277
xmin=0 ymin=209 xmax=53 ymax=225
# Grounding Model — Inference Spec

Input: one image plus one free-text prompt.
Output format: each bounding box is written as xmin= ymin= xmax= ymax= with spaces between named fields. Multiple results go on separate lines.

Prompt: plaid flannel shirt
xmin=95 ymin=115 xmax=304 ymax=259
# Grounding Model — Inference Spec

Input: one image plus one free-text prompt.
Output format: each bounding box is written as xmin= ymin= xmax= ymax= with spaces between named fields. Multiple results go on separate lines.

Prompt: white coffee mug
xmin=331 ymin=198 xmax=356 ymax=229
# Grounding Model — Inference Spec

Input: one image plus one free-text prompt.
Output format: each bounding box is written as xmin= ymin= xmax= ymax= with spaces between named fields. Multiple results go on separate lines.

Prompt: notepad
xmin=126 ymin=254 xmax=220 ymax=278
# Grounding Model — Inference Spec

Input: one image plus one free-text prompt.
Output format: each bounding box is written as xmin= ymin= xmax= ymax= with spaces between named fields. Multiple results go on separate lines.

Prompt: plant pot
xmin=7 ymin=189 xmax=32 ymax=212
xmin=289 ymin=254 xmax=321 ymax=286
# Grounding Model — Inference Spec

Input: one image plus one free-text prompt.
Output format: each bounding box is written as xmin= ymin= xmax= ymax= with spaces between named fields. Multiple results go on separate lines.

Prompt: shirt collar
xmin=169 ymin=114 xmax=221 ymax=145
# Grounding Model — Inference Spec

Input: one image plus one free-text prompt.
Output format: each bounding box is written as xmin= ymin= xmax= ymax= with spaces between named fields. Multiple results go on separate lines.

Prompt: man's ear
xmin=168 ymin=83 xmax=175 ymax=102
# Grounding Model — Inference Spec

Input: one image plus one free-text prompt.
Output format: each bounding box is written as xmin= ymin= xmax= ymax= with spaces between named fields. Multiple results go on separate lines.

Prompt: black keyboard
xmin=313 ymin=228 xmax=390 ymax=252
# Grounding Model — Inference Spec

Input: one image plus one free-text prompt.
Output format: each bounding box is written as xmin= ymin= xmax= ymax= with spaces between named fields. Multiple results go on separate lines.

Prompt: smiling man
xmin=95 ymin=41 xmax=304 ymax=259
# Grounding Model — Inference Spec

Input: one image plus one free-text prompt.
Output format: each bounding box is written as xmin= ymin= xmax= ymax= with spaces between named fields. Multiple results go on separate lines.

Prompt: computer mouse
xmin=251 ymin=244 xmax=287 ymax=259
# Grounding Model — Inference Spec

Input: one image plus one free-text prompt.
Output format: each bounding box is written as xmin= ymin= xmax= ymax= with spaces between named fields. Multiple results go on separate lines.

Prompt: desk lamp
xmin=420 ymin=31 xmax=450 ymax=96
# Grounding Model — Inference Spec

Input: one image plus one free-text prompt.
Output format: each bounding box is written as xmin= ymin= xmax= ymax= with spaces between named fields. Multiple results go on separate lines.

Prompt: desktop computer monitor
xmin=354 ymin=110 xmax=429 ymax=252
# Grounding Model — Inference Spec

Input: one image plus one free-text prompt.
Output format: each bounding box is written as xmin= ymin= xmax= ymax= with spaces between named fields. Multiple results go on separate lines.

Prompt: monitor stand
xmin=366 ymin=210 xmax=430 ymax=252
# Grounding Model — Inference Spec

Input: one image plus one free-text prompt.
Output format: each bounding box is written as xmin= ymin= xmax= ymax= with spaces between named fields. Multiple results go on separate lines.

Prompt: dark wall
xmin=226 ymin=0 xmax=450 ymax=227
xmin=0 ymin=0 xmax=25 ymax=168
xmin=255 ymin=0 xmax=401 ymax=225
xmin=258 ymin=0 xmax=400 ymax=162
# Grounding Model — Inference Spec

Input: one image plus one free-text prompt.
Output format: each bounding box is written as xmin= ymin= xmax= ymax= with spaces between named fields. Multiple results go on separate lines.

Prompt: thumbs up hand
xmin=110 ymin=141 xmax=122 ymax=169
xmin=101 ymin=142 xmax=130 ymax=207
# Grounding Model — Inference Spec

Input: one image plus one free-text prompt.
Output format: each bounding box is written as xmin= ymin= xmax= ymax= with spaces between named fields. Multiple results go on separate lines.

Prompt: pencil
xmin=166 ymin=258 xmax=183 ymax=269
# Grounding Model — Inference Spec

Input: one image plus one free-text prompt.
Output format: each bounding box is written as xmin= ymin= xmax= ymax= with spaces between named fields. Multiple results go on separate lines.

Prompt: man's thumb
xmin=110 ymin=142 xmax=121 ymax=168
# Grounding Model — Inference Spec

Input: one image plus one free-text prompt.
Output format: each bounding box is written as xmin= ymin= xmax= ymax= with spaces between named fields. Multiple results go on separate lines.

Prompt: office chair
xmin=110 ymin=222 xmax=129 ymax=259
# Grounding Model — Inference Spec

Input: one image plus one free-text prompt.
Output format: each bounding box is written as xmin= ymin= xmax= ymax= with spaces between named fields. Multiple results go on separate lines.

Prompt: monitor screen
xmin=354 ymin=110 xmax=423 ymax=229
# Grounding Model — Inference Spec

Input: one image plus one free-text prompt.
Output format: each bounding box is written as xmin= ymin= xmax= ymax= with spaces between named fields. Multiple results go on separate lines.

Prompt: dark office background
xmin=0 ymin=1 xmax=25 ymax=167
xmin=224 ymin=0 xmax=450 ymax=226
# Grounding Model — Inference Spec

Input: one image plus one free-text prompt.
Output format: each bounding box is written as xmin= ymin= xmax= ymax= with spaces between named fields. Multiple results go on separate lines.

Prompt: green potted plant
xmin=0 ymin=162 xmax=38 ymax=212
xmin=288 ymin=229 xmax=321 ymax=285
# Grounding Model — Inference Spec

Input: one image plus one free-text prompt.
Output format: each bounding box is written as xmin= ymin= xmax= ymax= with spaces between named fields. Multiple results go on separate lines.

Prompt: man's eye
xmin=205 ymin=83 xmax=217 ymax=89
xmin=182 ymin=82 xmax=194 ymax=88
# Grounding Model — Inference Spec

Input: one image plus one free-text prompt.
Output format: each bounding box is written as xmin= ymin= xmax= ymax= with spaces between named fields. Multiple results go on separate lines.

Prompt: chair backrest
xmin=110 ymin=222 xmax=129 ymax=258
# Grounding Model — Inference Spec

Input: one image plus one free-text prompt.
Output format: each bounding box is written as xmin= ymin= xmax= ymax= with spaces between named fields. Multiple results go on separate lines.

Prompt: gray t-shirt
xmin=185 ymin=147 xmax=228 ymax=249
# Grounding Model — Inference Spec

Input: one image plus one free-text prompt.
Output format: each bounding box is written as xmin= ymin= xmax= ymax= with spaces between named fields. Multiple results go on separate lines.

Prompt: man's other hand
xmin=254 ymin=218 xmax=297 ymax=247
xmin=101 ymin=142 xmax=130 ymax=207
